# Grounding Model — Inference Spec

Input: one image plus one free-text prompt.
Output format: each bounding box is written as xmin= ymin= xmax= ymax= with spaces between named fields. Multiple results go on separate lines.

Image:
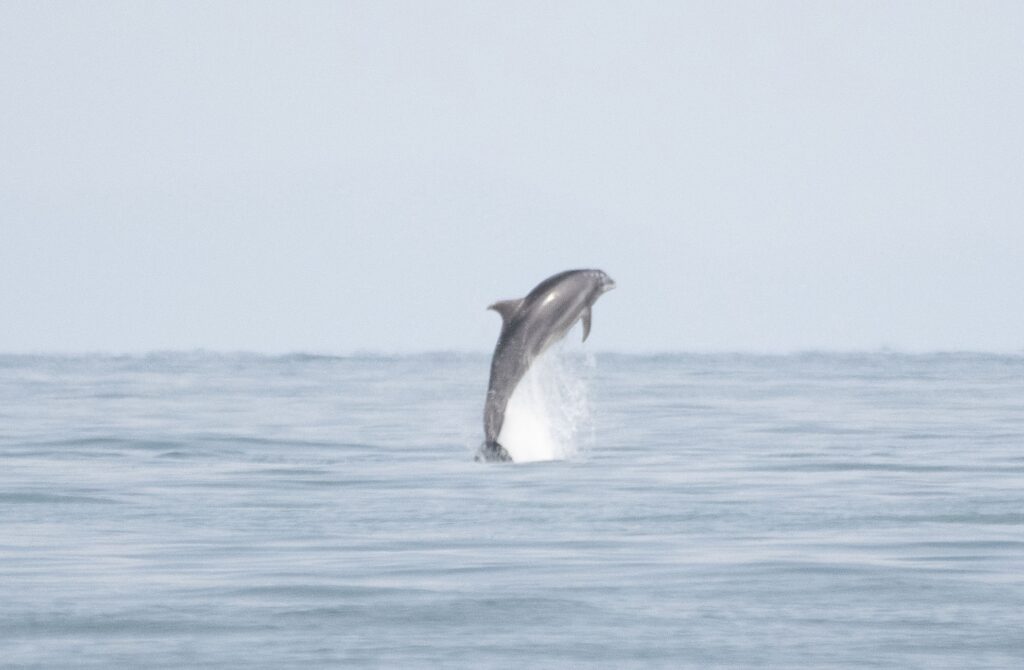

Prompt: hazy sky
xmin=2 ymin=1 xmax=1022 ymax=353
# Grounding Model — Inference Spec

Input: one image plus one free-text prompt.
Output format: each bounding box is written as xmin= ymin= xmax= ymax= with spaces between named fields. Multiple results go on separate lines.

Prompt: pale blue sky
xmin=2 ymin=1 xmax=1022 ymax=353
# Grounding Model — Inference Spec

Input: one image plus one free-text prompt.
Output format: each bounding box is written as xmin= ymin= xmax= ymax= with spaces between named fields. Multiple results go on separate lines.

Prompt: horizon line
xmin=2 ymin=347 xmax=1023 ymax=358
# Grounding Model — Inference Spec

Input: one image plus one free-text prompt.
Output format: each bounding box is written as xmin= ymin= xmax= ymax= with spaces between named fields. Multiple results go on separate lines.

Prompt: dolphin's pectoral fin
xmin=488 ymin=299 xmax=524 ymax=326
xmin=581 ymin=306 xmax=592 ymax=342
xmin=476 ymin=441 xmax=512 ymax=463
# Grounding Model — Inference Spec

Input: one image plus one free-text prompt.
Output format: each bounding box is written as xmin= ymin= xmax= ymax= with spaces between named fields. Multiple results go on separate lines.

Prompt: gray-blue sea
xmin=2 ymin=352 xmax=1023 ymax=668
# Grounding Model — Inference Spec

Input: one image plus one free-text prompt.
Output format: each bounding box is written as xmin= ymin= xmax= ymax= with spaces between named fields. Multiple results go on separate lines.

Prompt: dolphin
xmin=477 ymin=269 xmax=616 ymax=462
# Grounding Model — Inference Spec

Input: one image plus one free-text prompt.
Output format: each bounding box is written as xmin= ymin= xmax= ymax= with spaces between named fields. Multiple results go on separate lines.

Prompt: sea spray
xmin=497 ymin=341 xmax=595 ymax=462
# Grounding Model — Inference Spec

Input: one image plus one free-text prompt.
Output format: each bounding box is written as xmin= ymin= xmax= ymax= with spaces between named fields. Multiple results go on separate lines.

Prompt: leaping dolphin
xmin=477 ymin=269 xmax=616 ymax=462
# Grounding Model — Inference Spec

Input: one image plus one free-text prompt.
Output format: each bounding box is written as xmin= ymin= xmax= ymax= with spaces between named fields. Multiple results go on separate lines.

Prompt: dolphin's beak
xmin=601 ymin=276 xmax=617 ymax=292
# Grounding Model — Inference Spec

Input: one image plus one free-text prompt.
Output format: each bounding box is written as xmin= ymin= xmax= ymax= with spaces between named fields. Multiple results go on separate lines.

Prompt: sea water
xmin=1 ymin=351 xmax=1023 ymax=668
xmin=497 ymin=345 xmax=594 ymax=463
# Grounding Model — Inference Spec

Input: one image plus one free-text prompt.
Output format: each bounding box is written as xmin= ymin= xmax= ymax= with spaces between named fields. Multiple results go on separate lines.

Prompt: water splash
xmin=497 ymin=341 xmax=594 ymax=463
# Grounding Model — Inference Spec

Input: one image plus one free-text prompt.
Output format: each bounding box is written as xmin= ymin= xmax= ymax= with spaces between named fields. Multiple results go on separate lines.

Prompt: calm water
xmin=2 ymin=352 xmax=1023 ymax=668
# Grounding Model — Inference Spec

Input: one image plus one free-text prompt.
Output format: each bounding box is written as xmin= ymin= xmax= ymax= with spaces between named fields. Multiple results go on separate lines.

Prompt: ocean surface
xmin=2 ymin=351 xmax=1023 ymax=668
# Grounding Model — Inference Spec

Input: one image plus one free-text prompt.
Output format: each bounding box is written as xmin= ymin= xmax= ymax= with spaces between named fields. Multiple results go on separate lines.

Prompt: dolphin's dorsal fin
xmin=581 ymin=306 xmax=592 ymax=342
xmin=488 ymin=298 xmax=524 ymax=326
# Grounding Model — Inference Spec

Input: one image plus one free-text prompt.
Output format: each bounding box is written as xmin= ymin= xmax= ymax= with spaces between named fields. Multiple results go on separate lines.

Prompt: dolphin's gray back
xmin=483 ymin=313 xmax=531 ymax=444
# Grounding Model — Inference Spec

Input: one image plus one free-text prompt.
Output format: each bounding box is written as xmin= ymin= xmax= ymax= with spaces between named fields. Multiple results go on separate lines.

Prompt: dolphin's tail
xmin=475 ymin=441 xmax=512 ymax=463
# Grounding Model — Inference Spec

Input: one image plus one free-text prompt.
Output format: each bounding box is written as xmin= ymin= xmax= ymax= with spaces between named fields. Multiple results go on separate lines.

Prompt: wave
xmin=496 ymin=343 xmax=594 ymax=463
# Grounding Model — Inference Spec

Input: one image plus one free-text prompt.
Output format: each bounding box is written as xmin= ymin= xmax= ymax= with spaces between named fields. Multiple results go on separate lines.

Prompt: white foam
xmin=497 ymin=340 xmax=594 ymax=463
